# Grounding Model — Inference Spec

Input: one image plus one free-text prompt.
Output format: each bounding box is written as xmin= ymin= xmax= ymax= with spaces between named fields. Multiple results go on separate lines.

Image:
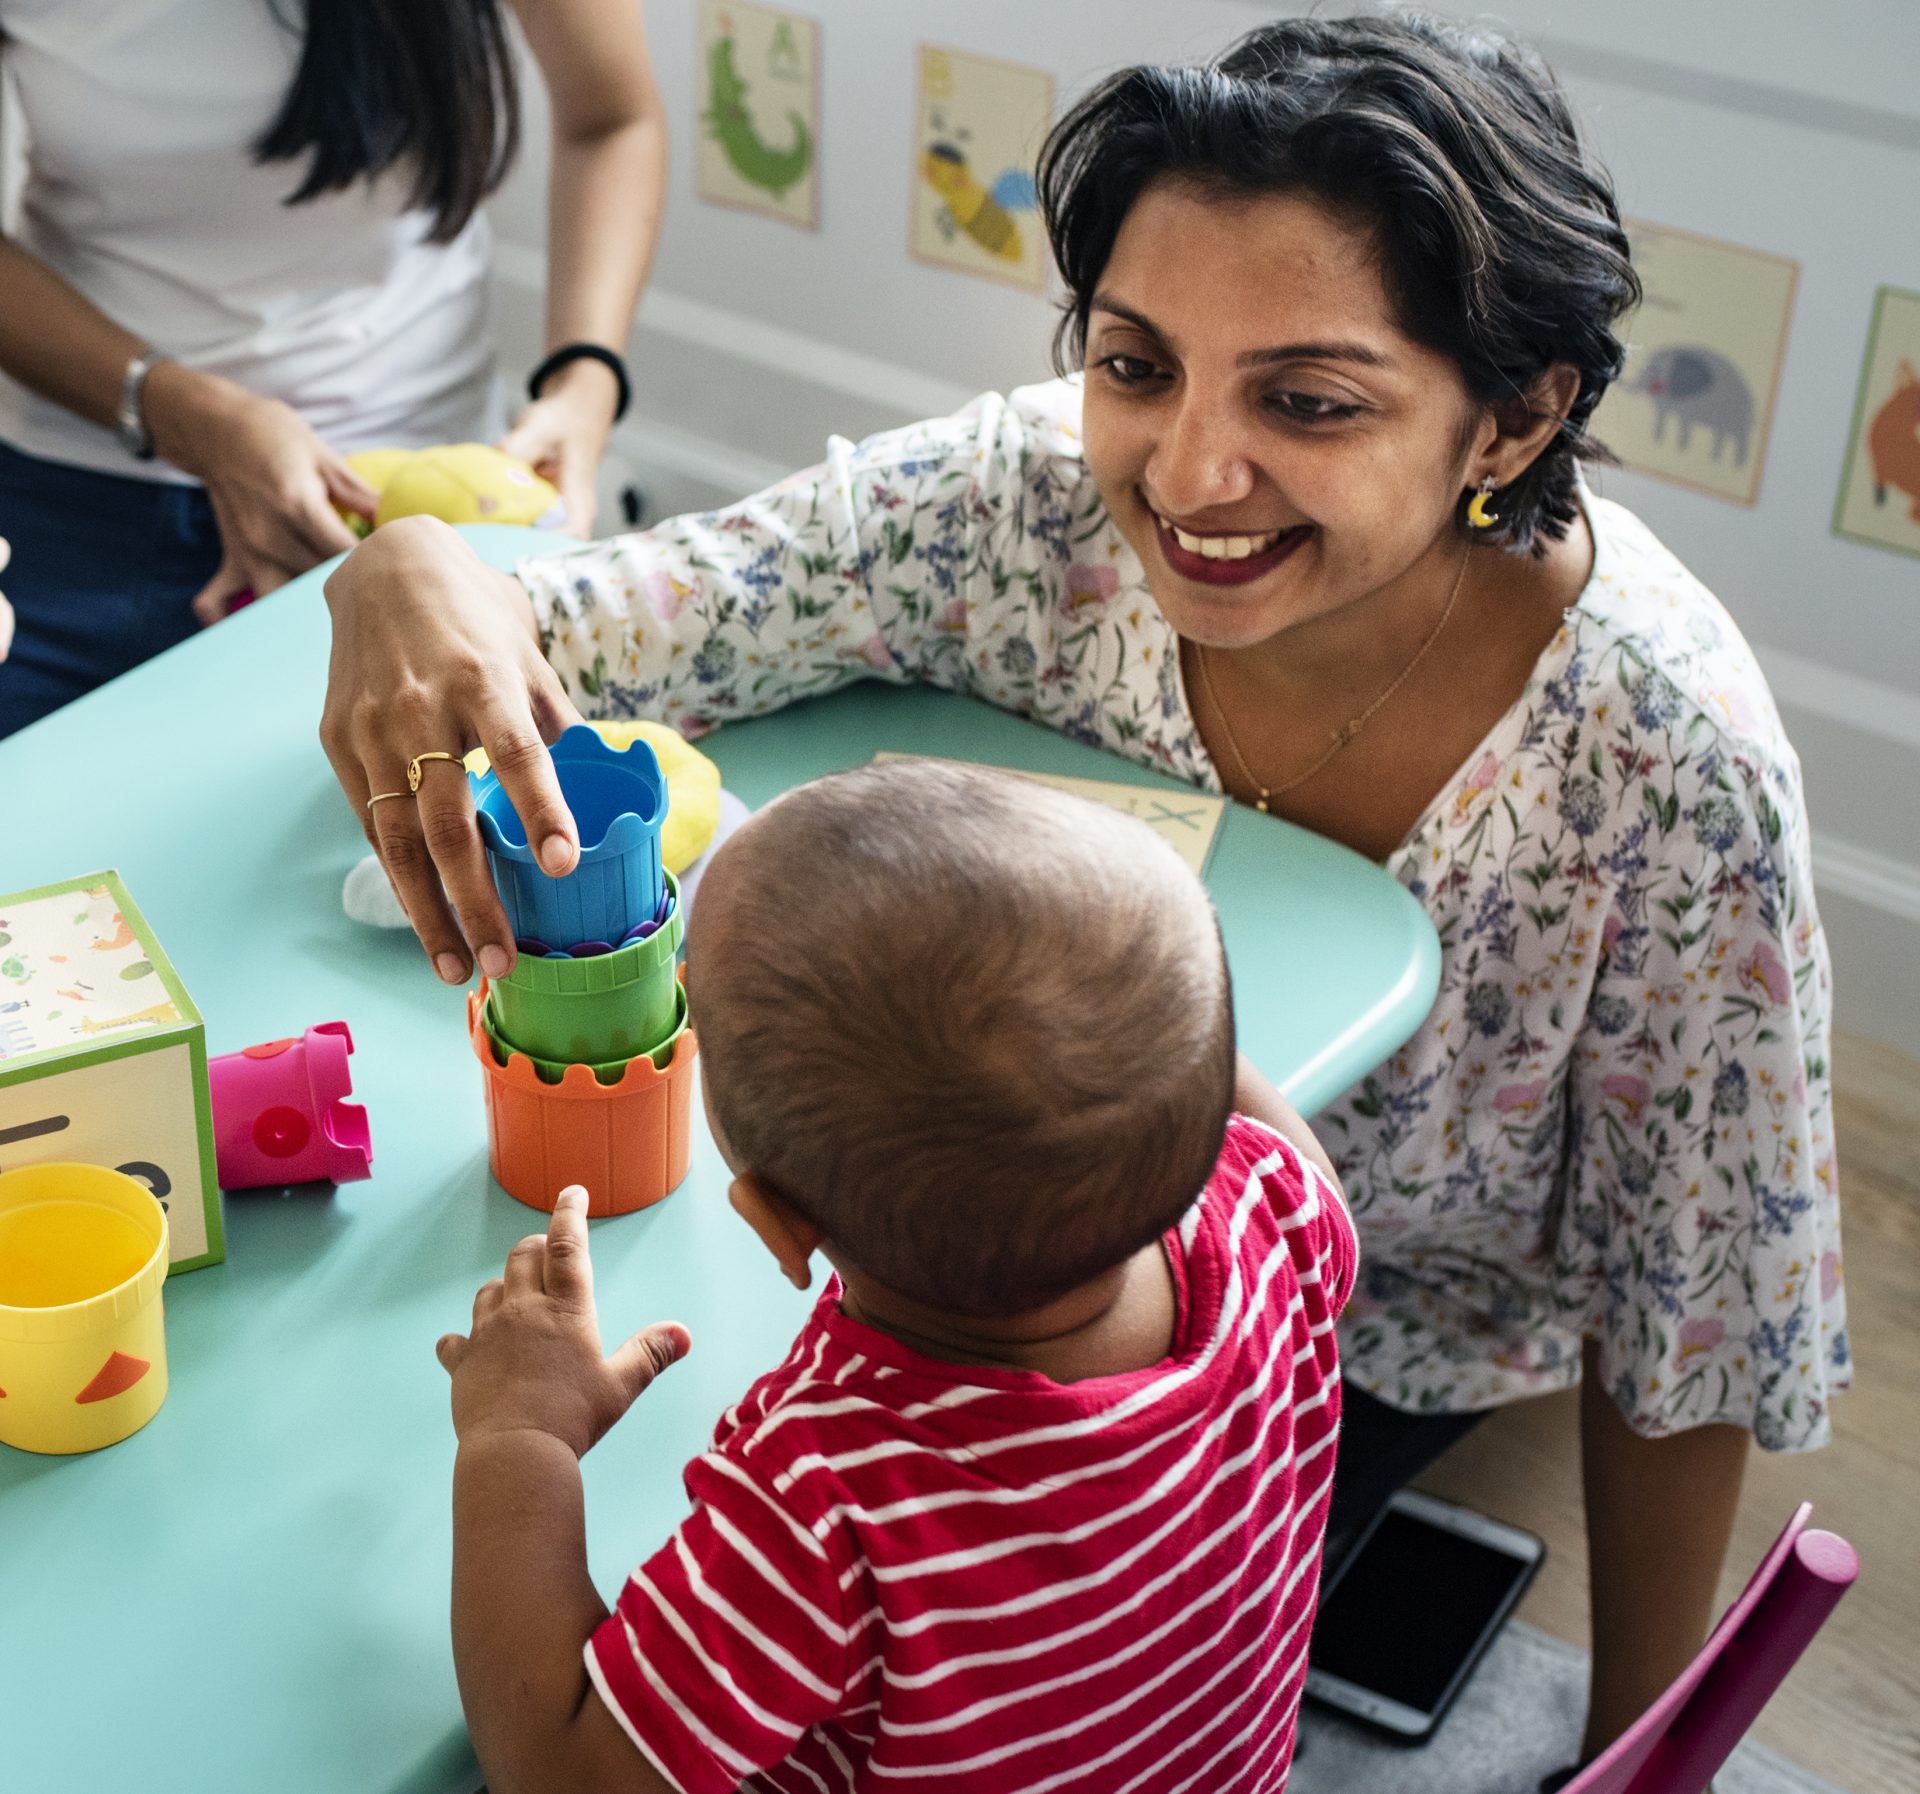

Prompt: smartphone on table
xmin=1305 ymin=1488 xmax=1544 ymax=1739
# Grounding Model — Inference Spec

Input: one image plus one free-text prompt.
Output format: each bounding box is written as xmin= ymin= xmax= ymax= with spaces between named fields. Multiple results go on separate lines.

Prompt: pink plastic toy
xmin=207 ymin=1021 xmax=373 ymax=1190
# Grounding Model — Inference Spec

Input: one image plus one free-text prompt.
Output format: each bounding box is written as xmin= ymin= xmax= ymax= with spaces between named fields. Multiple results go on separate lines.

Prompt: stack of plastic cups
xmin=469 ymin=726 xmax=698 ymax=1216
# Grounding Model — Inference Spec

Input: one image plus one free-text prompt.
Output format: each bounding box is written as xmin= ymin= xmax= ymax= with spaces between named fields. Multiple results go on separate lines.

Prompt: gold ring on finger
xmin=407 ymin=750 xmax=462 ymax=793
xmin=366 ymin=790 xmax=412 ymax=812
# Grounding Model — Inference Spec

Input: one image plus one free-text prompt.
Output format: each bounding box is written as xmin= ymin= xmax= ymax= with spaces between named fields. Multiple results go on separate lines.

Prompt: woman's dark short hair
xmin=1038 ymin=11 xmax=1641 ymax=555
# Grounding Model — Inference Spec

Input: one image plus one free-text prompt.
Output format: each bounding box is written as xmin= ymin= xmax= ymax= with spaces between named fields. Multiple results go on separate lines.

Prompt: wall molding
xmin=607 ymin=416 xmax=789 ymax=507
xmin=1528 ymin=35 xmax=1920 ymax=155
xmin=1214 ymin=5 xmax=1920 ymax=154
xmin=1757 ymin=648 xmax=1920 ymax=756
xmin=1812 ymin=837 xmax=1920 ymax=927
xmin=494 ymin=243 xmax=974 ymax=421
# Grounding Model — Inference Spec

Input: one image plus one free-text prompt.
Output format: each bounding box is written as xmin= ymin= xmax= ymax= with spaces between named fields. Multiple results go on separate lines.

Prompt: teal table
xmin=0 ymin=526 xmax=1436 ymax=1792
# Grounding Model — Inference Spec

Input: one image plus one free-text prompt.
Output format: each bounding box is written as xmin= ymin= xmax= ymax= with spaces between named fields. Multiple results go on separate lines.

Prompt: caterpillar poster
xmin=696 ymin=2 xmax=820 ymax=230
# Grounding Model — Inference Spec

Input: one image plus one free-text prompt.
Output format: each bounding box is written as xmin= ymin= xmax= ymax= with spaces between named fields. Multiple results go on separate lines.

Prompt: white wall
xmin=498 ymin=2 xmax=1920 ymax=1052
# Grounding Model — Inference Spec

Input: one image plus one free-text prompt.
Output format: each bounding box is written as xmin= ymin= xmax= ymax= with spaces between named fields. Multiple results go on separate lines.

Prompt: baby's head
xmin=685 ymin=760 xmax=1235 ymax=1319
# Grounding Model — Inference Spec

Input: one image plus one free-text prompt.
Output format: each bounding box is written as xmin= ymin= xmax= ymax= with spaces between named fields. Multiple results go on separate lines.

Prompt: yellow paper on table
xmin=465 ymin=722 xmax=722 ymax=874
xmin=871 ymin=752 xmax=1226 ymax=878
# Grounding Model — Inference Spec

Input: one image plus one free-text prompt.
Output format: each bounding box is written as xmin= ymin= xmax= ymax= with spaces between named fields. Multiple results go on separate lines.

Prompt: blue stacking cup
xmin=472 ymin=725 xmax=666 ymax=946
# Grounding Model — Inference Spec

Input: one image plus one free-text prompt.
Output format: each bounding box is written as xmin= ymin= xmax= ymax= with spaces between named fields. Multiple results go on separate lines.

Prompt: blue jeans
xmin=0 ymin=440 xmax=221 ymax=739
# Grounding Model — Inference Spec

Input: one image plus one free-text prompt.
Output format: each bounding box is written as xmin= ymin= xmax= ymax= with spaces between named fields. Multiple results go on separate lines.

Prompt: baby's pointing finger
xmin=542 ymin=1185 xmax=595 ymax=1304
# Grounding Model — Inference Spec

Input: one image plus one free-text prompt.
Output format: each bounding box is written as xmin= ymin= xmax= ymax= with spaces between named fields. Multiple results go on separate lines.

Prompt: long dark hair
xmin=254 ymin=0 xmax=520 ymax=244
xmin=1038 ymin=12 xmax=1641 ymax=555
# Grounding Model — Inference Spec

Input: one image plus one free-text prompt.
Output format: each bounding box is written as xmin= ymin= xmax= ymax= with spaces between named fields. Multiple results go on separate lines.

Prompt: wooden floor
xmin=1415 ymin=1030 xmax=1920 ymax=1794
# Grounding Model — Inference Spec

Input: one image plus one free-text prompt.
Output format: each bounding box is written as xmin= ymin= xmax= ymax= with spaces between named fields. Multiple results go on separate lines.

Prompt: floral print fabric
xmin=519 ymin=379 xmax=1846 ymax=1450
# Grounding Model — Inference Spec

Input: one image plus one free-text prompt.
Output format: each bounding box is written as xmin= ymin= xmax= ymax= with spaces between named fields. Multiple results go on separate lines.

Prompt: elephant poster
xmin=1592 ymin=221 xmax=1799 ymax=506
xmin=1833 ymin=286 xmax=1920 ymax=563
xmin=695 ymin=1 xmax=821 ymax=231
xmin=910 ymin=46 xmax=1054 ymax=293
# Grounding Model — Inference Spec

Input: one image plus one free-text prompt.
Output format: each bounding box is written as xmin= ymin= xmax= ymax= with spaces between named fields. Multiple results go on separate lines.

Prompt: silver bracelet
xmin=116 ymin=346 xmax=168 ymax=460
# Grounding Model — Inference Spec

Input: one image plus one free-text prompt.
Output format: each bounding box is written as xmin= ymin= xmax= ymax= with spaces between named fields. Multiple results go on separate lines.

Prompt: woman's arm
xmin=1557 ymin=715 xmax=1839 ymax=1759
xmin=502 ymin=0 xmax=669 ymax=534
xmin=0 ymin=236 xmax=372 ymax=615
xmin=322 ymin=392 xmax=1057 ymax=979
xmin=1579 ymin=1338 xmax=1747 ymax=1757
xmin=0 ymin=235 xmax=154 ymax=435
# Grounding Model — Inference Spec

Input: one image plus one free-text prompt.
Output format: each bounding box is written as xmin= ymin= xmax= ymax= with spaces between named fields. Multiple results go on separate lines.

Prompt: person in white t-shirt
xmin=0 ymin=0 xmax=666 ymax=737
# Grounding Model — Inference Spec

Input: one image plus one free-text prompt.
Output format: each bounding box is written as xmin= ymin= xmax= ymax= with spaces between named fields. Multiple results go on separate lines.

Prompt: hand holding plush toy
xmin=205 ymin=443 xmax=567 ymax=623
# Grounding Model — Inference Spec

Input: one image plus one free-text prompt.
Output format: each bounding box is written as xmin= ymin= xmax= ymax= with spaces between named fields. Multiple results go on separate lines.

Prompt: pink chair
xmin=1563 ymin=1503 xmax=1858 ymax=1794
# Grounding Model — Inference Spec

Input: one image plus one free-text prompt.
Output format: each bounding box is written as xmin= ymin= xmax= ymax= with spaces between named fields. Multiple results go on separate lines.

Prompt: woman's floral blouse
xmin=520 ymin=379 xmax=1848 ymax=1451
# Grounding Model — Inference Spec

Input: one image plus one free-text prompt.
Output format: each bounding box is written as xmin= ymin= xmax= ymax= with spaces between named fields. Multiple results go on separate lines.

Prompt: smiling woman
xmin=318 ymin=11 xmax=1844 ymax=1781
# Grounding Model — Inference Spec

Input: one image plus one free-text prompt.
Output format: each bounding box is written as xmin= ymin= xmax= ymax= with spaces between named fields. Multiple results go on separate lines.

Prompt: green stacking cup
xmin=490 ymin=871 xmax=684 ymax=1064
xmin=482 ymin=982 xmax=690 ymax=1087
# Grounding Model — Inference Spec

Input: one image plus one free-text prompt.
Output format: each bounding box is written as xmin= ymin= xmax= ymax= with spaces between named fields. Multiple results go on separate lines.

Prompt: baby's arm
xmin=1234 ymin=1051 xmax=1357 ymax=1259
xmin=440 ymin=1188 xmax=686 ymax=1794
xmin=1233 ymin=1051 xmax=1345 ymax=1202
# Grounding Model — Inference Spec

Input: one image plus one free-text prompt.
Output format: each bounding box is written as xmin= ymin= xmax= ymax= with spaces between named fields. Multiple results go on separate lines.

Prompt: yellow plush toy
xmin=343 ymin=443 xmax=564 ymax=536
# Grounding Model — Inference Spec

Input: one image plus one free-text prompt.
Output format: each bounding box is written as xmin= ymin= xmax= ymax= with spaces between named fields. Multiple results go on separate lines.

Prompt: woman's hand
xmin=144 ymin=363 xmax=378 ymax=623
xmin=498 ymin=357 xmax=622 ymax=538
xmin=319 ymin=515 xmax=586 ymax=982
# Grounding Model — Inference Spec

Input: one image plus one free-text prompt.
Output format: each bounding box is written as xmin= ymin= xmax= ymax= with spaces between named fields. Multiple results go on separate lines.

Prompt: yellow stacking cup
xmin=0 ymin=1163 xmax=171 ymax=1454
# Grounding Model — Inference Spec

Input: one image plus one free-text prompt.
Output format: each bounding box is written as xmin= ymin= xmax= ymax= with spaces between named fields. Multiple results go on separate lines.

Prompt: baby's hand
xmin=435 ymin=1185 xmax=690 ymax=1458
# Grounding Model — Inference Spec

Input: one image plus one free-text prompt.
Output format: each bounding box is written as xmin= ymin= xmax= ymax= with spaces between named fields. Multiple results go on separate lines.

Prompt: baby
xmin=440 ymin=759 xmax=1356 ymax=1794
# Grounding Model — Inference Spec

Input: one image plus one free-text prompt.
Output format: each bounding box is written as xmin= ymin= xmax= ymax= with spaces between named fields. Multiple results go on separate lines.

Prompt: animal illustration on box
xmin=704 ymin=24 xmax=812 ymax=199
xmin=1628 ymin=344 xmax=1754 ymax=465
xmin=1866 ymin=359 xmax=1920 ymax=524
xmin=921 ymin=116 xmax=1037 ymax=264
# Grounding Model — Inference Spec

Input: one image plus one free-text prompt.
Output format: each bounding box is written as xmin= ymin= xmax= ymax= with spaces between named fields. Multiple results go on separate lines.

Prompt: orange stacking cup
xmin=468 ymin=989 xmax=698 ymax=1216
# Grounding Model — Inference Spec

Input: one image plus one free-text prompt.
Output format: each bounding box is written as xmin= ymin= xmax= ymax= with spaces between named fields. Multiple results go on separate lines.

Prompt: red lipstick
xmin=1152 ymin=513 xmax=1310 ymax=586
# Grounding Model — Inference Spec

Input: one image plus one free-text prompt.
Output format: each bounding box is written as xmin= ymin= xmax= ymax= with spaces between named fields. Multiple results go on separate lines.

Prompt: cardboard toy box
xmin=0 ymin=871 xmax=223 ymax=1272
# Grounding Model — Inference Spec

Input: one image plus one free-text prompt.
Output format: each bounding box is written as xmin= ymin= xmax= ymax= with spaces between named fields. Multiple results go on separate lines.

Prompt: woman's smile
xmin=1148 ymin=504 xmax=1313 ymax=587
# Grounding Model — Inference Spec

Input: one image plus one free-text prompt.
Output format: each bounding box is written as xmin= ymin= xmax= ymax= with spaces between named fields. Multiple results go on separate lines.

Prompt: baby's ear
xmin=728 ymin=1175 xmax=823 ymax=1291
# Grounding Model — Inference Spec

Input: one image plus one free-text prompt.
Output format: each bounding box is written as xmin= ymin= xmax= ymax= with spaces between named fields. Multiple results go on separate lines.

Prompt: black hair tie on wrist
xmin=527 ymin=342 xmax=631 ymax=423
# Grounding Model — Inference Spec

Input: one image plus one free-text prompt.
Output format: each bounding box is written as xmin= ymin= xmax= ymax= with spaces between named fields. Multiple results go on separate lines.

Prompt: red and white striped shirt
xmin=588 ymin=1115 xmax=1356 ymax=1793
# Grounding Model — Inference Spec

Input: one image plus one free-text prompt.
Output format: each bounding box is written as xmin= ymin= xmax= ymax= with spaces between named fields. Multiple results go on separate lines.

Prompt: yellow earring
xmin=1466 ymin=477 xmax=1500 ymax=530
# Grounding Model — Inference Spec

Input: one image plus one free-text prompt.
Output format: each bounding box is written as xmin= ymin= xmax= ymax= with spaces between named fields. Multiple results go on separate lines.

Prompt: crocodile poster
xmin=1590 ymin=221 xmax=1798 ymax=506
xmin=1832 ymin=286 xmax=1920 ymax=562
xmin=696 ymin=2 xmax=820 ymax=230
xmin=910 ymin=45 xmax=1053 ymax=293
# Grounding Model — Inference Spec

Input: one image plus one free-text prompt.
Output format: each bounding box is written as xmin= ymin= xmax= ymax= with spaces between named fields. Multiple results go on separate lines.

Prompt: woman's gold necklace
xmin=1196 ymin=544 xmax=1472 ymax=813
